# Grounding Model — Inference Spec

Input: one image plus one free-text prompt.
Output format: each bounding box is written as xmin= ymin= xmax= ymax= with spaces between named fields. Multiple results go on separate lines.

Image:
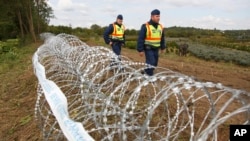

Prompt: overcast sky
xmin=47 ymin=0 xmax=250 ymax=30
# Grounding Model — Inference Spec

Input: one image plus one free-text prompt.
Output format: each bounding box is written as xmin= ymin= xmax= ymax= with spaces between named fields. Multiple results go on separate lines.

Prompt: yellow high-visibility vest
xmin=110 ymin=23 xmax=125 ymax=41
xmin=145 ymin=22 xmax=163 ymax=47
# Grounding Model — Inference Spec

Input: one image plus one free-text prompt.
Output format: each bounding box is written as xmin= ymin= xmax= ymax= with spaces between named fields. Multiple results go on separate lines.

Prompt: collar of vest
xmin=114 ymin=22 xmax=122 ymax=27
xmin=148 ymin=20 xmax=159 ymax=27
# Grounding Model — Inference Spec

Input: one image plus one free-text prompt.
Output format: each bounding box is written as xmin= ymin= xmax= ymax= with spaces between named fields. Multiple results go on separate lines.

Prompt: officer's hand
xmin=139 ymin=52 xmax=144 ymax=57
xmin=109 ymin=42 xmax=113 ymax=46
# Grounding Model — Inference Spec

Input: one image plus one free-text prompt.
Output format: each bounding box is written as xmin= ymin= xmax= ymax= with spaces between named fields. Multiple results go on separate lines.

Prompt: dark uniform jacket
xmin=103 ymin=22 xmax=125 ymax=44
xmin=137 ymin=19 xmax=166 ymax=52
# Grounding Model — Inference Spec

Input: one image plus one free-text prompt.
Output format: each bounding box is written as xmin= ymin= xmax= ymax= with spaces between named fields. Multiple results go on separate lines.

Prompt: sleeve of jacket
xmin=103 ymin=24 xmax=113 ymax=44
xmin=160 ymin=29 xmax=166 ymax=50
xmin=137 ymin=24 xmax=146 ymax=52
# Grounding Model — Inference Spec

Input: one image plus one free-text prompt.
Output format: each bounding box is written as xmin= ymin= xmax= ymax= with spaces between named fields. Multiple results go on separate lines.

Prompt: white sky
xmin=47 ymin=0 xmax=250 ymax=30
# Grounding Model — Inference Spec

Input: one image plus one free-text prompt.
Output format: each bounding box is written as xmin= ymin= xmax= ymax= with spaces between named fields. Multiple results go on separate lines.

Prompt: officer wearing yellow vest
xmin=137 ymin=9 xmax=166 ymax=76
xmin=104 ymin=14 xmax=125 ymax=65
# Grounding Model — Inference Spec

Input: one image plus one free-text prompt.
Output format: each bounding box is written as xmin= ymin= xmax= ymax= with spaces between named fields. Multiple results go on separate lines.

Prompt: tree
xmin=0 ymin=0 xmax=17 ymax=39
xmin=34 ymin=0 xmax=54 ymax=34
xmin=0 ymin=0 xmax=54 ymax=42
xmin=90 ymin=24 xmax=104 ymax=36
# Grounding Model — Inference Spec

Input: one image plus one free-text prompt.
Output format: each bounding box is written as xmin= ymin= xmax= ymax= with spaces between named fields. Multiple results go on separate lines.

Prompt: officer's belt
xmin=145 ymin=45 xmax=159 ymax=50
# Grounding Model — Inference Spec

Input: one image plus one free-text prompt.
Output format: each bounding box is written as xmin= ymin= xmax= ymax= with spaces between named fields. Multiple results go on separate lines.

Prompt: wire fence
xmin=33 ymin=33 xmax=250 ymax=141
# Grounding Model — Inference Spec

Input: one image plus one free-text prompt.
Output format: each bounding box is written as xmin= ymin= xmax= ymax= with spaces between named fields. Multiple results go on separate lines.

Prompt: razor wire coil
xmin=33 ymin=33 xmax=250 ymax=141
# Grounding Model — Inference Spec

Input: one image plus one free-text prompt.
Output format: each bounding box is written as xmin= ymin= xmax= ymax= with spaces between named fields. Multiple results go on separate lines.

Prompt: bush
xmin=126 ymin=36 xmax=137 ymax=41
xmin=125 ymin=41 xmax=137 ymax=49
xmin=0 ymin=48 xmax=19 ymax=62
xmin=0 ymin=39 xmax=19 ymax=62
xmin=166 ymin=41 xmax=178 ymax=48
xmin=188 ymin=42 xmax=250 ymax=66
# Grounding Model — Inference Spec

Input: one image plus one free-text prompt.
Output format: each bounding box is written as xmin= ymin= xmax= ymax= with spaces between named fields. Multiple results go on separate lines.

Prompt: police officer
xmin=103 ymin=14 xmax=125 ymax=66
xmin=137 ymin=9 xmax=166 ymax=76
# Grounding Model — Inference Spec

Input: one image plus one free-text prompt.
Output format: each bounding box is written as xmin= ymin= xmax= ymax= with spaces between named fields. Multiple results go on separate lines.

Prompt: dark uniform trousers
xmin=110 ymin=42 xmax=122 ymax=66
xmin=112 ymin=42 xmax=122 ymax=56
xmin=144 ymin=46 xmax=159 ymax=76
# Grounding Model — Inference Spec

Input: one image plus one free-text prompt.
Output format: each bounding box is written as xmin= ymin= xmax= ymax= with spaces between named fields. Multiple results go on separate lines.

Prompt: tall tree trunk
xmin=26 ymin=1 xmax=36 ymax=42
xmin=36 ymin=0 xmax=40 ymax=34
xmin=17 ymin=10 xmax=24 ymax=39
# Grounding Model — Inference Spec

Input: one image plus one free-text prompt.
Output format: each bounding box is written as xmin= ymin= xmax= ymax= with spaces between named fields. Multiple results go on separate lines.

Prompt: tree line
xmin=0 ymin=0 xmax=53 ymax=43
xmin=47 ymin=24 xmax=250 ymax=41
xmin=0 ymin=0 xmax=249 ymax=43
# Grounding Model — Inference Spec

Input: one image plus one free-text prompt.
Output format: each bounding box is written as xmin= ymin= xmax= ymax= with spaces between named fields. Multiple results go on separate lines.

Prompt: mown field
xmin=0 ymin=37 xmax=250 ymax=140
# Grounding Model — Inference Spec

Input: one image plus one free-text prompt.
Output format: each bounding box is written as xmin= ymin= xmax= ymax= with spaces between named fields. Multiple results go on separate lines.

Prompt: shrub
xmin=166 ymin=41 xmax=178 ymax=48
xmin=188 ymin=42 xmax=250 ymax=66
xmin=0 ymin=39 xmax=19 ymax=62
xmin=126 ymin=41 xmax=137 ymax=49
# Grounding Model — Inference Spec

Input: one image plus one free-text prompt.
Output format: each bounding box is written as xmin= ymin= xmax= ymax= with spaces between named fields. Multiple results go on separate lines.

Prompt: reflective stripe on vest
xmin=145 ymin=22 xmax=163 ymax=47
xmin=110 ymin=23 xmax=125 ymax=41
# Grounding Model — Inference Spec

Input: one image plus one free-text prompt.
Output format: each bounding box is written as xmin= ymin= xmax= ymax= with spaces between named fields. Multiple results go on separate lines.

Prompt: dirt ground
xmin=0 ymin=46 xmax=250 ymax=141
xmin=121 ymin=48 xmax=250 ymax=92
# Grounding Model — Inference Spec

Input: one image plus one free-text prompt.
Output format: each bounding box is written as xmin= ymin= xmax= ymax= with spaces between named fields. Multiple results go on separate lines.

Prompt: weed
xmin=19 ymin=115 xmax=32 ymax=126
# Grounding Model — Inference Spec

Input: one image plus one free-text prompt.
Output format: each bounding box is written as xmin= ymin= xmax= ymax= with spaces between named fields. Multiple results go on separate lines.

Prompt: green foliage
xmin=0 ymin=39 xmax=20 ymax=62
xmin=165 ymin=40 xmax=179 ymax=54
xmin=48 ymin=25 xmax=73 ymax=34
xmin=126 ymin=36 xmax=138 ymax=41
xmin=6 ymin=39 xmax=20 ymax=47
xmin=196 ymin=37 xmax=250 ymax=53
xmin=167 ymin=41 xmax=179 ymax=48
xmin=0 ymin=50 xmax=19 ymax=61
xmin=0 ymin=22 xmax=18 ymax=40
xmin=90 ymin=24 xmax=105 ymax=36
xmin=188 ymin=43 xmax=250 ymax=66
xmin=125 ymin=41 xmax=137 ymax=49
xmin=126 ymin=29 xmax=138 ymax=36
xmin=224 ymin=30 xmax=250 ymax=40
xmin=0 ymin=40 xmax=37 ymax=75
xmin=165 ymin=26 xmax=220 ymax=38
xmin=0 ymin=0 xmax=54 ymax=41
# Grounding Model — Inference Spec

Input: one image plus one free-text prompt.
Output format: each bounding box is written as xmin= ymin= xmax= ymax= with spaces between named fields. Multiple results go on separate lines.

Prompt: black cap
xmin=151 ymin=9 xmax=160 ymax=15
xmin=117 ymin=14 xmax=123 ymax=20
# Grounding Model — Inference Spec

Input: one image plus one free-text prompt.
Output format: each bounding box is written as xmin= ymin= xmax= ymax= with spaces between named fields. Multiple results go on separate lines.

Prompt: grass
xmin=0 ymin=42 xmax=39 ymax=98
xmin=0 ymin=41 xmax=38 ymax=94
xmin=0 ymin=43 xmax=37 ymax=73
xmin=0 ymin=41 xmax=42 ymax=140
